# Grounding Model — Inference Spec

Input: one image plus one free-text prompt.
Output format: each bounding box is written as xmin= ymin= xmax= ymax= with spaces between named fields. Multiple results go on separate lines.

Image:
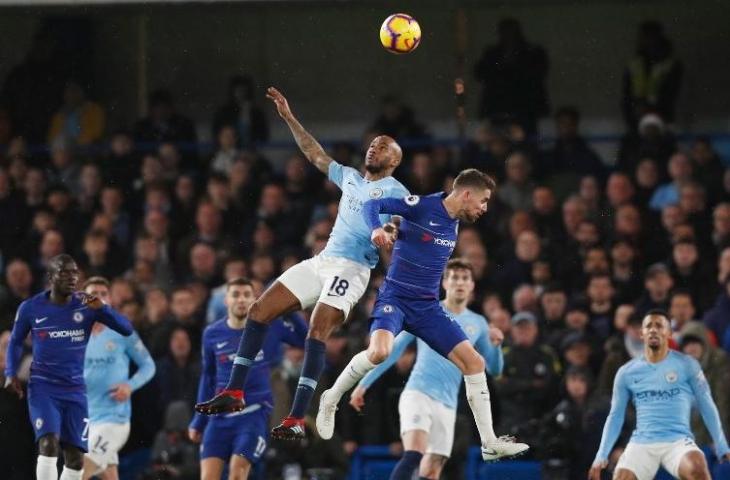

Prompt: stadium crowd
xmin=1 ymin=17 xmax=729 ymax=480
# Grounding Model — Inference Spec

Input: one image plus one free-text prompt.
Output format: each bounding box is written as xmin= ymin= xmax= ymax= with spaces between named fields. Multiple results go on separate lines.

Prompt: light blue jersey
xmin=84 ymin=327 xmax=156 ymax=424
xmin=595 ymin=350 xmax=730 ymax=462
xmin=321 ymin=161 xmax=409 ymax=268
xmin=360 ymin=305 xmax=503 ymax=410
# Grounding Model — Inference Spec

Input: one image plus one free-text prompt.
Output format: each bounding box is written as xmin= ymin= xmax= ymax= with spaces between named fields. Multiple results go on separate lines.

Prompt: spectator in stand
xmin=47 ymin=80 xmax=105 ymax=146
xmin=144 ymin=401 xmax=199 ymax=480
xmin=668 ymin=238 xmax=713 ymax=312
xmin=212 ymin=75 xmax=269 ymax=147
xmin=669 ymin=290 xmax=716 ymax=346
xmin=597 ymin=308 xmax=643 ymax=395
xmin=703 ymin=277 xmax=730 ymax=350
xmin=156 ymin=327 xmax=201 ymax=411
xmin=649 ymin=152 xmax=693 ymax=211
xmin=76 ymin=163 xmax=102 ymax=215
xmin=539 ymin=284 xmax=568 ymax=341
xmin=406 ymin=151 xmax=442 ymax=195
xmin=47 ymin=136 xmax=81 ymax=193
xmin=103 ymin=129 xmax=139 ymax=189
xmin=585 ymin=274 xmax=616 ymax=340
xmin=134 ymin=89 xmax=197 ymax=145
xmin=176 ymin=201 xmax=234 ymax=269
xmin=242 ymin=182 xmax=307 ymax=249
xmin=610 ymin=238 xmax=642 ymax=304
xmin=461 ymin=123 xmax=512 ymax=181
xmin=0 ymin=166 xmax=26 ymax=258
xmin=474 ymin=17 xmax=549 ymax=134
xmin=617 ymin=113 xmax=677 ymax=174
xmin=142 ymin=288 xmax=176 ymax=359
xmin=621 ymin=21 xmax=682 ymax=130
xmin=100 ymin=185 xmax=132 ymax=248
xmin=79 ymin=229 xmax=126 ymax=279
xmin=206 ymin=173 xmax=243 ymax=235
xmin=185 ymin=242 xmax=222 ymax=289
xmin=498 ymin=230 xmax=541 ymax=299
xmin=0 ymin=259 xmax=34 ymax=330
xmin=578 ymin=175 xmax=602 ymax=219
xmin=369 ymin=94 xmax=428 ymax=142
xmin=633 ymin=158 xmax=661 ymax=206
xmin=712 ymin=203 xmax=730 ymax=252
xmin=546 ymin=106 xmax=606 ymax=184
xmin=497 ymin=151 xmax=535 ymax=212
xmin=531 ymin=186 xmax=562 ymax=245
xmin=634 ymin=262 xmax=673 ymax=317
xmin=209 ymin=125 xmax=239 ymax=175
xmin=678 ymin=181 xmax=712 ymax=243
xmin=158 ymin=142 xmax=184 ymax=181
xmin=691 ymin=137 xmax=724 ymax=204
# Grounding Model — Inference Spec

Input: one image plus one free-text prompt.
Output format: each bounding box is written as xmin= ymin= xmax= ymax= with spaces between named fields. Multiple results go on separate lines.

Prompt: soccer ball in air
xmin=379 ymin=14 xmax=421 ymax=54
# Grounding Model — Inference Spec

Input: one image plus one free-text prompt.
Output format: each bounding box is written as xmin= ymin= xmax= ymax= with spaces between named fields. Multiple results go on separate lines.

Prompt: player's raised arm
xmin=686 ymin=357 xmax=730 ymax=459
xmin=3 ymin=301 xmax=32 ymax=397
xmin=83 ymin=293 xmax=133 ymax=336
xmin=363 ymin=195 xmax=419 ymax=247
xmin=266 ymin=86 xmax=334 ymax=174
xmin=590 ymin=365 xmax=631 ymax=478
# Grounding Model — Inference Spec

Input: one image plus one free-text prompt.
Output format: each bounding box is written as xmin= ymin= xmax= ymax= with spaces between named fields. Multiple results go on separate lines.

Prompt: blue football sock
xmin=390 ymin=450 xmax=423 ymax=480
xmin=289 ymin=338 xmax=326 ymax=418
xmin=225 ymin=319 xmax=269 ymax=391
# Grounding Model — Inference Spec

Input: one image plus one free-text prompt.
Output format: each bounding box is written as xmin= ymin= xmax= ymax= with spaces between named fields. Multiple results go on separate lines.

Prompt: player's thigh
xmin=86 ymin=422 xmax=130 ymax=471
xmin=60 ymin=394 xmax=89 ymax=453
xmin=201 ymin=457 xmax=226 ymax=480
xmin=28 ymin=386 xmax=63 ymax=447
xmin=424 ymin=399 xmax=456 ymax=459
xmin=399 ymin=390 xmax=433 ymax=452
xmin=370 ymin=295 xmax=405 ymax=340
xmin=201 ymin=422 xmax=235 ymax=462
xmin=447 ymin=340 xmax=485 ymax=375
xmin=367 ymin=328 xmax=396 ymax=364
xmin=405 ymin=302 xmax=468 ymax=360
xmin=662 ymin=439 xmax=708 ymax=479
xmin=228 ymin=454 xmax=252 ymax=480
xmin=250 ymin=279 xmax=304 ymax=322
xmin=419 ymin=454 xmax=449 ymax=480
xmin=308 ymin=302 xmax=346 ymax=341
xmin=615 ymin=443 xmax=661 ymax=480
xmin=99 ymin=465 xmax=120 ymax=480
xmin=316 ymin=256 xmax=371 ymax=321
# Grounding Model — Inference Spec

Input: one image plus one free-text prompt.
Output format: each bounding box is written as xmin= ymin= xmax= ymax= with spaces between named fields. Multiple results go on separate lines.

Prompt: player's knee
xmin=246 ymin=299 xmax=274 ymax=324
xmin=38 ymin=434 xmax=60 ymax=456
xmin=463 ymin=352 xmax=485 ymax=374
xmin=613 ymin=468 xmax=638 ymax=480
xmin=64 ymin=448 xmax=84 ymax=470
xmin=366 ymin=345 xmax=391 ymax=364
xmin=682 ymin=457 xmax=709 ymax=479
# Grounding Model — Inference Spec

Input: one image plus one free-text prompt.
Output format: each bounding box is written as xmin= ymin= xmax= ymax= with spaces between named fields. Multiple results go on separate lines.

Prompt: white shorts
xmin=277 ymin=255 xmax=370 ymax=318
xmin=616 ymin=438 xmax=703 ymax=480
xmin=398 ymin=389 xmax=456 ymax=458
xmin=85 ymin=422 xmax=130 ymax=473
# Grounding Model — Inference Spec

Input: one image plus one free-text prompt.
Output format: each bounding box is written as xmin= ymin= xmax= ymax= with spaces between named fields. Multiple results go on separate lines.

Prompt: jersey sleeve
xmin=594 ymin=365 xmax=630 ymax=463
xmin=475 ymin=318 xmax=503 ymax=377
xmin=363 ymin=195 xmax=420 ymax=230
xmin=125 ymin=332 xmax=156 ymax=392
xmin=327 ymin=161 xmax=345 ymax=188
xmin=95 ymin=305 xmax=133 ymax=336
xmin=280 ymin=313 xmax=308 ymax=348
xmin=686 ymin=356 xmax=730 ymax=456
xmin=4 ymin=300 xmax=32 ymax=378
xmin=190 ymin=331 xmax=216 ymax=432
xmin=359 ymin=331 xmax=416 ymax=389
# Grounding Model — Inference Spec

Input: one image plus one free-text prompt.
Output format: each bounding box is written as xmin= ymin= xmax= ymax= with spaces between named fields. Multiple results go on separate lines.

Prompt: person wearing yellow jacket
xmin=48 ymin=80 xmax=105 ymax=146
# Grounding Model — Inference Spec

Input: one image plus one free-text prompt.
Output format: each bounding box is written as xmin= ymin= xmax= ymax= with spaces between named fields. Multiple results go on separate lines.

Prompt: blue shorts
xmin=201 ymin=404 xmax=270 ymax=463
xmin=369 ymin=284 xmax=468 ymax=358
xmin=28 ymin=383 xmax=88 ymax=451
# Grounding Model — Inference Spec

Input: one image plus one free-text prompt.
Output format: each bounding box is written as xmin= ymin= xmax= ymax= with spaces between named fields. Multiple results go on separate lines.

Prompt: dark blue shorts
xmin=201 ymin=404 xmax=270 ymax=463
xmin=369 ymin=284 xmax=468 ymax=358
xmin=28 ymin=383 xmax=88 ymax=451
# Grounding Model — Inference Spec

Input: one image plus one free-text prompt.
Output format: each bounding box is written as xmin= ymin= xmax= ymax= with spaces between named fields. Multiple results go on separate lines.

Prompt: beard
xmin=365 ymin=162 xmax=385 ymax=174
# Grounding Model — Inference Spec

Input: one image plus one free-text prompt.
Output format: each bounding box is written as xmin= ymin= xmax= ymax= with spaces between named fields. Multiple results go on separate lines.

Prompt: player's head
xmin=83 ymin=276 xmax=110 ymax=303
xmin=641 ymin=309 xmax=671 ymax=351
xmin=48 ymin=254 xmax=79 ymax=296
xmin=364 ymin=135 xmax=402 ymax=175
xmin=450 ymin=169 xmax=496 ymax=223
xmin=225 ymin=277 xmax=256 ymax=321
xmin=443 ymin=258 xmax=475 ymax=303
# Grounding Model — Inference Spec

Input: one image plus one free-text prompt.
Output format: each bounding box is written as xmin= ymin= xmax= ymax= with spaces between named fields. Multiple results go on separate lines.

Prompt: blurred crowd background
xmin=1 ymin=3 xmax=730 ymax=479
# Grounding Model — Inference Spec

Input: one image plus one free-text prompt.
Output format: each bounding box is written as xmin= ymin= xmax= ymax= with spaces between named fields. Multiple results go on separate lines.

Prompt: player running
xmin=589 ymin=310 xmax=730 ymax=480
xmin=316 ymin=169 xmax=529 ymax=461
xmin=348 ymin=258 xmax=504 ymax=479
xmin=188 ymin=278 xmax=308 ymax=479
xmin=4 ymin=254 xmax=133 ymax=480
xmin=195 ymin=87 xmax=409 ymax=441
xmin=81 ymin=276 xmax=155 ymax=480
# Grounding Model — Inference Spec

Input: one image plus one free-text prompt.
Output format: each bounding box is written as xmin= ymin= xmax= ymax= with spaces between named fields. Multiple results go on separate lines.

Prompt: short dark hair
xmin=670 ymin=289 xmax=694 ymax=302
xmin=445 ymin=258 xmax=474 ymax=278
xmin=83 ymin=276 xmax=110 ymax=290
xmin=453 ymin=169 xmax=496 ymax=192
xmin=226 ymin=277 xmax=254 ymax=290
xmin=644 ymin=309 xmax=670 ymax=323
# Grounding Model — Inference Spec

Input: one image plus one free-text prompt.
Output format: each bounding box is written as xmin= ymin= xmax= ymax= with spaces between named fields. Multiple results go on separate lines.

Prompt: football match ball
xmin=379 ymin=13 xmax=421 ymax=54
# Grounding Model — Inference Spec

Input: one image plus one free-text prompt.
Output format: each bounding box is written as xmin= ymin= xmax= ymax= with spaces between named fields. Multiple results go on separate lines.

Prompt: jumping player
xmin=349 ymin=258 xmax=504 ymax=479
xmin=82 ymin=276 xmax=155 ymax=480
xmin=4 ymin=254 xmax=133 ymax=480
xmin=188 ymin=278 xmax=308 ymax=479
xmin=316 ymin=169 xmax=529 ymax=461
xmin=195 ymin=87 xmax=409 ymax=441
xmin=589 ymin=310 xmax=730 ymax=480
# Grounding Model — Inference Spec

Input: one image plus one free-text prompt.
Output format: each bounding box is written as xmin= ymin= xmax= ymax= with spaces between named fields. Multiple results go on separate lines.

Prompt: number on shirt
xmin=253 ymin=436 xmax=267 ymax=458
xmin=328 ymin=276 xmax=349 ymax=296
xmin=81 ymin=418 xmax=90 ymax=442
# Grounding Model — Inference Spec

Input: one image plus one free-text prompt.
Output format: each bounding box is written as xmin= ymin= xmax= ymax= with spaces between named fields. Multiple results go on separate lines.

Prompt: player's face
xmin=443 ymin=268 xmax=475 ymax=302
xmin=365 ymin=136 xmax=400 ymax=174
xmin=85 ymin=284 xmax=110 ymax=304
xmin=457 ymin=188 xmax=491 ymax=223
xmin=641 ymin=314 xmax=671 ymax=350
xmin=49 ymin=260 xmax=79 ymax=295
xmin=226 ymin=285 xmax=256 ymax=320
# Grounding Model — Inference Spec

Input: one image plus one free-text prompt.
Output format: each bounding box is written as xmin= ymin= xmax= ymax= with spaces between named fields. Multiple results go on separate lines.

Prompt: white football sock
xmin=328 ymin=351 xmax=376 ymax=400
xmin=464 ymin=372 xmax=497 ymax=444
xmin=59 ymin=467 xmax=83 ymax=480
xmin=36 ymin=455 xmax=58 ymax=480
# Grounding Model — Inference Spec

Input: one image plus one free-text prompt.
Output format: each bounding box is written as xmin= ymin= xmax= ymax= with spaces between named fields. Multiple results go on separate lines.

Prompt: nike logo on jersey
xmin=35 ymin=317 xmax=48 ymax=324
xmin=428 ymin=221 xmax=441 ymax=226
xmin=216 ymin=342 xmax=228 ymax=349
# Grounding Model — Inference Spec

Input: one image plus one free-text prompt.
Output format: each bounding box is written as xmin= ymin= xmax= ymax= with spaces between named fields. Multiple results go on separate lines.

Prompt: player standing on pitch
xmin=4 ymin=254 xmax=133 ymax=480
xmin=82 ymin=276 xmax=155 ymax=480
xmin=589 ymin=310 xmax=730 ymax=480
xmin=195 ymin=87 xmax=409 ymax=440
xmin=316 ymin=169 xmax=529 ymax=461
xmin=349 ymin=258 xmax=504 ymax=479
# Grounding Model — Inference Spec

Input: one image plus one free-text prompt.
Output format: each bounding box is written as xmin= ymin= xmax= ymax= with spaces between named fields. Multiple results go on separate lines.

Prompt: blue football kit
xmin=364 ymin=192 xmax=468 ymax=357
xmin=4 ymin=291 xmax=133 ymax=450
xmin=190 ymin=314 xmax=307 ymax=462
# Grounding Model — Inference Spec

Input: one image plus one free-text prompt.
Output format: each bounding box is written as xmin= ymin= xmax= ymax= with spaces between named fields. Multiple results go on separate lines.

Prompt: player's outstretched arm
xmin=687 ymin=357 xmax=730 ymax=458
xmin=81 ymin=292 xmax=134 ymax=336
xmin=266 ymin=86 xmax=333 ymax=174
xmin=592 ymin=366 xmax=630 ymax=469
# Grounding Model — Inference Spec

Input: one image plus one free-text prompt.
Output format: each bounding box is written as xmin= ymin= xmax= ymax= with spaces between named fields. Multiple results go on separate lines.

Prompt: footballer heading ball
xmin=380 ymin=13 xmax=421 ymax=54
